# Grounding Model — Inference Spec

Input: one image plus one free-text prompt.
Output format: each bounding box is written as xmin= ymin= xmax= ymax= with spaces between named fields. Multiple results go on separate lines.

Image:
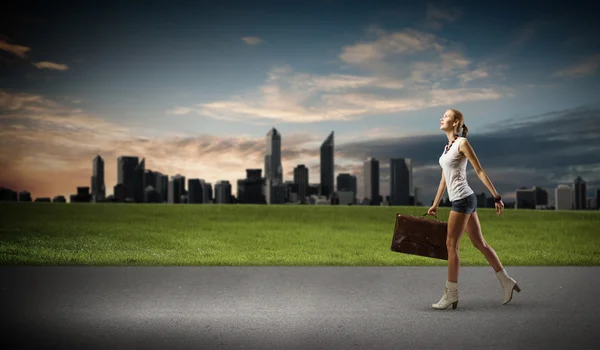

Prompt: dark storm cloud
xmin=337 ymin=104 xmax=600 ymax=203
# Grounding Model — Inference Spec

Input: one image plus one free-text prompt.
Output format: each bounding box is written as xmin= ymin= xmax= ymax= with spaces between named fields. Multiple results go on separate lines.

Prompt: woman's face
xmin=440 ymin=110 xmax=456 ymax=131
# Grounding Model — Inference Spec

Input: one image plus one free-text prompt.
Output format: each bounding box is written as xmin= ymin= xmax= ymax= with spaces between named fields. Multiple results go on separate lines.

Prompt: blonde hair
xmin=450 ymin=108 xmax=468 ymax=137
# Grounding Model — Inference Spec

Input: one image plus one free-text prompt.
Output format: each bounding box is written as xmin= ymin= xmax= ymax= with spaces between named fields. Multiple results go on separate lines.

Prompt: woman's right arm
xmin=432 ymin=170 xmax=446 ymax=208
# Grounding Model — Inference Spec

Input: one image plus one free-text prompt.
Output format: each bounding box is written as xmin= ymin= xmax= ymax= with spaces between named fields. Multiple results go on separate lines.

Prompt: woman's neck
xmin=445 ymin=131 xmax=458 ymax=143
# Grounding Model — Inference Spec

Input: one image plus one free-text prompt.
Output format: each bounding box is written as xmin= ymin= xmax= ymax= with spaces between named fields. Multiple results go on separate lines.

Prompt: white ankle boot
xmin=495 ymin=268 xmax=521 ymax=305
xmin=432 ymin=281 xmax=459 ymax=310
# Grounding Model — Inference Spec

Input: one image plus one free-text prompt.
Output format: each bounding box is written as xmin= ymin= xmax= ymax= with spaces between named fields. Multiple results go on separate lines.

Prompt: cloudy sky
xmin=1 ymin=0 xmax=599 ymax=204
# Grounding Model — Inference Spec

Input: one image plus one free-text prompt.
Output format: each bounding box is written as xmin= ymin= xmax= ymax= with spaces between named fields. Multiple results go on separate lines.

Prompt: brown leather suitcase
xmin=390 ymin=213 xmax=449 ymax=260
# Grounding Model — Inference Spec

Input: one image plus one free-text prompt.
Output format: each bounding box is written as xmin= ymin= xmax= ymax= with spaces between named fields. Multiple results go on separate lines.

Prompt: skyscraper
xmin=92 ymin=155 xmax=105 ymax=201
xmin=364 ymin=157 xmax=380 ymax=205
xmin=240 ymin=169 xmax=263 ymax=204
xmin=264 ymin=128 xmax=284 ymax=205
xmin=265 ymin=128 xmax=282 ymax=184
xmin=337 ymin=173 xmax=357 ymax=205
xmin=215 ymin=180 xmax=232 ymax=204
xmin=337 ymin=173 xmax=357 ymax=197
xmin=555 ymin=184 xmax=573 ymax=210
xmin=247 ymin=169 xmax=262 ymax=181
xmin=144 ymin=170 xmax=156 ymax=191
xmin=204 ymin=182 xmax=213 ymax=203
xmin=533 ymin=186 xmax=548 ymax=207
xmin=154 ymin=172 xmax=169 ymax=203
xmin=320 ymin=131 xmax=334 ymax=198
xmin=188 ymin=179 xmax=204 ymax=204
xmin=294 ymin=164 xmax=309 ymax=203
xmin=389 ymin=158 xmax=412 ymax=206
xmin=168 ymin=174 xmax=185 ymax=204
xmin=574 ymin=177 xmax=586 ymax=210
xmin=134 ymin=158 xmax=146 ymax=203
xmin=117 ymin=156 xmax=139 ymax=202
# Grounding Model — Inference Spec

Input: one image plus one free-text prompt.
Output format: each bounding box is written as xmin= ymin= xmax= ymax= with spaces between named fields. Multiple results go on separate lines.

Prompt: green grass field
xmin=1 ymin=203 xmax=599 ymax=266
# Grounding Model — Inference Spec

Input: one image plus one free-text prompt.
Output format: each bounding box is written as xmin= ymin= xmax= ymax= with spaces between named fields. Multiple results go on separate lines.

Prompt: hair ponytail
xmin=449 ymin=108 xmax=468 ymax=137
xmin=461 ymin=124 xmax=469 ymax=138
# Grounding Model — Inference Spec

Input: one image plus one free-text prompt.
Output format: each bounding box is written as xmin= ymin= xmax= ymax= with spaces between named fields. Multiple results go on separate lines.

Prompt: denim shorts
xmin=451 ymin=193 xmax=477 ymax=214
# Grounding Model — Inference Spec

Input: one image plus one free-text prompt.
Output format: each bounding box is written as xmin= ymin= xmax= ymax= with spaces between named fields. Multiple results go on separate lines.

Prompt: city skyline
xmin=1 ymin=0 xmax=599 ymax=204
xmin=1 ymin=149 xmax=597 ymax=210
xmin=2 ymin=123 xmax=597 ymax=208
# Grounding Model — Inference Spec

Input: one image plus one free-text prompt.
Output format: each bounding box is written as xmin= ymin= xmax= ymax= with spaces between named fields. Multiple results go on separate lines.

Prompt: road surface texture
xmin=1 ymin=266 xmax=598 ymax=349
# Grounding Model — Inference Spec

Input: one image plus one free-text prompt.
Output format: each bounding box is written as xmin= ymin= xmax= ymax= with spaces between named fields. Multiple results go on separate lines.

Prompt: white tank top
xmin=438 ymin=137 xmax=474 ymax=202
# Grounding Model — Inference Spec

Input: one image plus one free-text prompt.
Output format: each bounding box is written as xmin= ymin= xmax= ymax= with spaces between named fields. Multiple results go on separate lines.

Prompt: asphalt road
xmin=1 ymin=266 xmax=599 ymax=349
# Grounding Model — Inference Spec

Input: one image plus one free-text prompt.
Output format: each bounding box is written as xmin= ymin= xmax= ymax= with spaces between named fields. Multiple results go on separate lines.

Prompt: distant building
xmin=144 ymin=170 xmax=157 ymax=198
xmin=337 ymin=173 xmax=357 ymax=203
xmin=515 ymin=188 xmax=535 ymax=209
xmin=515 ymin=186 xmax=547 ymax=209
xmin=91 ymin=155 xmax=105 ymax=201
xmin=188 ymin=179 xmax=205 ymax=204
xmin=117 ymin=156 xmax=139 ymax=202
xmin=337 ymin=190 xmax=355 ymax=205
xmin=294 ymin=165 xmax=309 ymax=204
xmin=70 ymin=187 xmax=91 ymax=203
xmin=308 ymin=184 xmax=320 ymax=197
xmin=237 ymin=179 xmax=246 ymax=203
xmin=320 ymin=131 xmax=334 ymax=198
xmin=329 ymin=192 xmax=340 ymax=205
xmin=534 ymin=187 xmax=549 ymax=207
xmin=414 ymin=187 xmax=423 ymax=206
xmin=204 ymin=182 xmax=213 ymax=203
xmin=0 ymin=187 xmax=18 ymax=202
xmin=265 ymin=179 xmax=286 ymax=204
xmin=144 ymin=186 xmax=161 ymax=203
xmin=555 ymin=184 xmax=573 ymax=210
xmin=389 ymin=158 xmax=412 ymax=206
xmin=133 ymin=158 xmax=146 ymax=203
xmin=18 ymin=191 xmax=32 ymax=202
xmin=288 ymin=192 xmax=299 ymax=204
xmin=284 ymin=181 xmax=299 ymax=203
xmin=246 ymin=169 xmax=261 ymax=182
xmin=573 ymin=177 xmax=586 ymax=210
xmin=113 ymin=183 xmax=125 ymax=202
xmin=215 ymin=180 xmax=232 ymax=204
xmin=528 ymin=186 xmax=550 ymax=209
xmin=168 ymin=175 xmax=185 ymax=204
xmin=264 ymin=128 xmax=283 ymax=203
xmin=154 ymin=172 xmax=169 ymax=203
xmin=309 ymin=195 xmax=330 ymax=205
xmin=364 ymin=157 xmax=380 ymax=206
xmin=239 ymin=169 xmax=263 ymax=204
xmin=52 ymin=196 xmax=67 ymax=203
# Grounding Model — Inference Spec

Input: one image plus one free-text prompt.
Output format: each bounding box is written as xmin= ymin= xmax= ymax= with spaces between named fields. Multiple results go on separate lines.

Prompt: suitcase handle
xmin=422 ymin=212 xmax=438 ymax=220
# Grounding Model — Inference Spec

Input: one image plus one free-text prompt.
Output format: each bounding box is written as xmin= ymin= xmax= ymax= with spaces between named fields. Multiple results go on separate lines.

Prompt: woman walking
xmin=428 ymin=108 xmax=521 ymax=310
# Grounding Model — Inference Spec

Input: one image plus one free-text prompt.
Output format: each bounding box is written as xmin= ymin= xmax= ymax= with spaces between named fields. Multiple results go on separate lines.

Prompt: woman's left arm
xmin=459 ymin=139 xmax=501 ymax=199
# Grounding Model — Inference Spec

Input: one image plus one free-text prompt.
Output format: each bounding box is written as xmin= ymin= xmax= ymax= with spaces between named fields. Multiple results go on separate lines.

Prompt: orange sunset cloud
xmin=0 ymin=91 xmax=355 ymax=200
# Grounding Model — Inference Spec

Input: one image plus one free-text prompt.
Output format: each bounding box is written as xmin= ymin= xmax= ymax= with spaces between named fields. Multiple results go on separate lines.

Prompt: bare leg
xmin=432 ymin=210 xmax=471 ymax=310
xmin=446 ymin=210 xmax=471 ymax=283
xmin=465 ymin=212 xmax=503 ymax=272
xmin=465 ymin=212 xmax=521 ymax=304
